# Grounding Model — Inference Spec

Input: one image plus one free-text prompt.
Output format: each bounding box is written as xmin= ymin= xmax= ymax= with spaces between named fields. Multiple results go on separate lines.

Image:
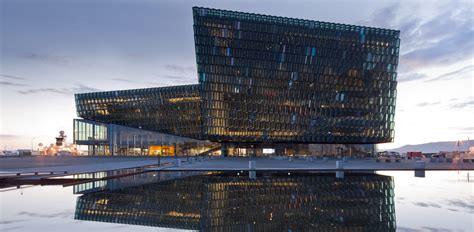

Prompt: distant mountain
xmin=387 ymin=140 xmax=472 ymax=153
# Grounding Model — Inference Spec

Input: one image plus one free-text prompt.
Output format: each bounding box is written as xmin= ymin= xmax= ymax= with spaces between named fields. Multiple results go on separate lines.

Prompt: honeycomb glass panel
xmin=193 ymin=7 xmax=400 ymax=143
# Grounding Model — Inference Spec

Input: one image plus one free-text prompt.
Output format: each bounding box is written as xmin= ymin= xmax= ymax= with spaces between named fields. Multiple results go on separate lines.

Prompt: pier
xmin=1 ymin=156 xmax=473 ymax=189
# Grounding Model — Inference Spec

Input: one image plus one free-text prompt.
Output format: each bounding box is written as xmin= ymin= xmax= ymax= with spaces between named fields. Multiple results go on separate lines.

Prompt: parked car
xmin=376 ymin=151 xmax=389 ymax=157
xmin=377 ymin=151 xmax=400 ymax=158
xmin=407 ymin=151 xmax=424 ymax=158
xmin=2 ymin=150 xmax=19 ymax=156
xmin=432 ymin=151 xmax=447 ymax=158
xmin=389 ymin=151 xmax=401 ymax=158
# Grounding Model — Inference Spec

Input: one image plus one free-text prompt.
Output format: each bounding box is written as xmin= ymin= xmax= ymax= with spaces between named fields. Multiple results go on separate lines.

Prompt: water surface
xmin=0 ymin=171 xmax=472 ymax=231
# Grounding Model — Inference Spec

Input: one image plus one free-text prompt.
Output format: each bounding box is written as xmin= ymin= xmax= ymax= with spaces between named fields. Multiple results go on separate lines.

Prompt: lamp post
xmin=31 ymin=137 xmax=36 ymax=155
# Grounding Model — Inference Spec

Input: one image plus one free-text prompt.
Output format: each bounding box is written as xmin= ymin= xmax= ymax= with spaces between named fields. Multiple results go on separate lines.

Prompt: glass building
xmin=75 ymin=173 xmax=396 ymax=231
xmin=75 ymin=85 xmax=201 ymax=139
xmin=73 ymin=119 xmax=218 ymax=156
xmin=194 ymin=7 xmax=399 ymax=144
xmin=74 ymin=7 xmax=400 ymax=157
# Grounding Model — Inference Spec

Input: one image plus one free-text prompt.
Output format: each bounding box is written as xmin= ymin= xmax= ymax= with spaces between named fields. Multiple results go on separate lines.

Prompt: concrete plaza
xmin=1 ymin=156 xmax=473 ymax=176
xmin=0 ymin=156 xmax=167 ymax=174
xmin=162 ymin=156 xmax=474 ymax=171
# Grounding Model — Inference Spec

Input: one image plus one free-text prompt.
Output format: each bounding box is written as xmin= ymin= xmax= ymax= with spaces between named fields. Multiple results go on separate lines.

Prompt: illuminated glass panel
xmin=193 ymin=7 xmax=400 ymax=143
xmin=75 ymin=85 xmax=202 ymax=139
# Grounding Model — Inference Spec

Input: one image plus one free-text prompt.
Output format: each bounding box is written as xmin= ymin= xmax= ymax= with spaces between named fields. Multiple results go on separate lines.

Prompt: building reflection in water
xmin=75 ymin=172 xmax=396 ymax=231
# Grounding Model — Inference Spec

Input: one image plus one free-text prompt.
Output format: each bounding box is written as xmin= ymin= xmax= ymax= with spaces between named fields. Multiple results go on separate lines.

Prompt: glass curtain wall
xmin=193 ymin=7 xmax=400 ymax=144
xmin=75 ymin=85 xmax=202 ymax=140
xmin=224 ymin=143 xmax=374 ymax=157
xmin=73 ymin=119 xmax=218 ymax=156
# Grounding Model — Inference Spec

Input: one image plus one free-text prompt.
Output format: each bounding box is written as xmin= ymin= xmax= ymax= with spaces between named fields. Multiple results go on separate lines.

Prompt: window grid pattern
xmin=75 ymin=85 xmax=202 ymax=139
xmin=75 ymin=173 xmax=396 ymax=231
xmin=193 ymin=7 xmax=400 ymax=143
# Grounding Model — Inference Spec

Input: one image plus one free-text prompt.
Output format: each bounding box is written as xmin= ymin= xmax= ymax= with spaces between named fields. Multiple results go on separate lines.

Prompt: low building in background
xmin=74 ymin=7 xmax=400 ymax=157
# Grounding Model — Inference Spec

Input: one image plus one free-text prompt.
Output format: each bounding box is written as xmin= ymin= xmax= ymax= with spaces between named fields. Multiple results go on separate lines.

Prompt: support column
xmin=221 ymin=143 xmax=228 ymax=157
xmin=275 ymin=144 xmax=285 ymax=156
xmin=336 ymin=161 xmax=344 ymax=178
xmin=249 ymin=160 xmax=256 ymax=179
xmin=173 ymin=142 xmax=177 ymax=159
xmin=108 ymin=124 xmax=114 ymax=156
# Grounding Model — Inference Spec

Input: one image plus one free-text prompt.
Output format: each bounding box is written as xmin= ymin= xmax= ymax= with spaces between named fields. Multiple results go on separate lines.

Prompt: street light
xmin=31 ymin=137 xmax=36 ymax=155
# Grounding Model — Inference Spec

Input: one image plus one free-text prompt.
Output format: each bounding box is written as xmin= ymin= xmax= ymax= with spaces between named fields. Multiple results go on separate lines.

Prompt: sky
xmin=0 ymin=0 xmax=473 ymax=150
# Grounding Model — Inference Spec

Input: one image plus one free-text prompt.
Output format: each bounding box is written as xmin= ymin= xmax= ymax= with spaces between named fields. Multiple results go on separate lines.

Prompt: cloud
xmin=399 ymin=4 xmax=474 ymax=69
xmin=445 ymin=199 xmax=474 ymax=212
xmin=366 ymin=2 xmax=473 ymax=71
xmin=17 ymin=210 xmax=71 ymax=219
xmin=0 ymin=219 xmax=27 ymax=225
xmin=1 ymin=226 xmax=24 ymax=232
xmin=444 ymin=97 xmax=474 ymax=110
xmin=0 ymin=74 xmax=27 ymax=80
xmin=111 ymin=75 xmax=196 ymax=86
xmin=398 ymin=65 xmax=474 ymax=84
xmin=163 ymin=75 xmax=194 ymax=80
xmin=450 ymin=100 xmax=474 ymax=109
xmin=397 ymin=72 xmax=429 ymax=82
xmin=144 ymin=81 xmax=164 ymax=86
xmin=18 ymin=88 xmax=66 ymax=95
xmin=162 ymin=64 xmax=196 ymax=74
xmin=19 ymin=52 xmax=72 ymax=66
xmin=416 ymin=101 xmax=440 ymax=107
xmin=413 ymin=201 xmax=442 ymax=208
xmin=420 ymin=227 xmax=453 ymax=232
xmin=0 ymin=81 xmax=29 ymax=87
xmin=110 ymin=78 xmax=137 ymax=83
xmin=397 ymin=226 xmax=422 ymax=232
xmin=70 ymin=85 xmax=102 ymax=93
xmin=162 ymin=75 xmax=196 ymax=84
xmin=450 ymin=126 xmax=474 ymax=132
xmin=368 ymin=2 xmax=400 ymax=28
xmin=17 ymin=84 xmax=101 ymax=95
xmin=0 ymin=134 xmax=26 ymax=140
xmin=425 ymin=65 xmax=474 ymax=82
xmin=145 ymin=75 xmax=196 ymax=85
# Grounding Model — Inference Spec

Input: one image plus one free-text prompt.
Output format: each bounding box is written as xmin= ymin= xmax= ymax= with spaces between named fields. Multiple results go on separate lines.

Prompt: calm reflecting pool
xmin=0 ymin=171 xmax=472 ymax=231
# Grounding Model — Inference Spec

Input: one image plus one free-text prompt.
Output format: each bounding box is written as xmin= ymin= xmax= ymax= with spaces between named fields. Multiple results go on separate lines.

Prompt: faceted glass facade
xmin=75 ymin=173 xmax=396 ymax=231
xmin=75 ymin=85 xmax=201 ymax=139
xmin=74 ymin=7 xmax=400 ymax=156
xmin=194 ymin=7 xmax=400 ymax=143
